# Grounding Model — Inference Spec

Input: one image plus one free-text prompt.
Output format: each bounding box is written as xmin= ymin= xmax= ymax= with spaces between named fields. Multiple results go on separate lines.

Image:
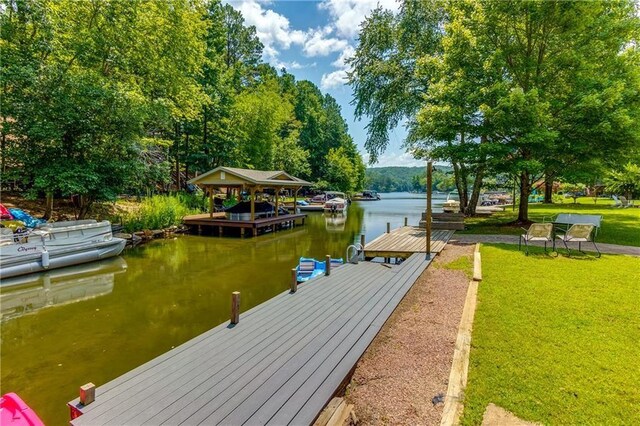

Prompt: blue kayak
xmin=296 ymin=257 xmax=344 ymax=282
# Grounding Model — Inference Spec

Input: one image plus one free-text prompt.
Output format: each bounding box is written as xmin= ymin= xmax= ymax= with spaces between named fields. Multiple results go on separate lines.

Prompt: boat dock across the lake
xmin=67 ymin=247 xmax=448 ymax=424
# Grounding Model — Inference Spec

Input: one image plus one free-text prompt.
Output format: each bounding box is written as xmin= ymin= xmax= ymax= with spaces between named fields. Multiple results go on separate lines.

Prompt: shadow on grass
xmin=486 ymin=242 xmax=601 ymax=262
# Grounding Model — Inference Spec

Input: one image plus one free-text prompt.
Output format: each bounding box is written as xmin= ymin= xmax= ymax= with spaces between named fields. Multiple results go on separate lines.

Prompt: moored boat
xmin=296 ymin=257 xmax=344 ymax=282
xmin=353 ymin=190 xmax=380 ymax=201
xmin=323 ymin=192 xmax=348 ymax=213
xmin=0 ymin=220 xmax=126 ymax=280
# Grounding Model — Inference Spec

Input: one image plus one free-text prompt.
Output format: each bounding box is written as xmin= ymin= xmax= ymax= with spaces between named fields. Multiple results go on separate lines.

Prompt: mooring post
xmin=290 ymin=268 xmax=297 ymax=293
xmin=79 ymin=383 xmax=96 ymax=406
xmin=386 ymin=222 xmax=391 ymax=233
xmin=360 ymin=234 xmax=365 ymax=249
xmin=325 ymin=255 xmax=331 ymax=276
xmin=404 ymin=217 xmax=408 ymax=227
xmin=231 ymin=291 xmax=240 ymax=324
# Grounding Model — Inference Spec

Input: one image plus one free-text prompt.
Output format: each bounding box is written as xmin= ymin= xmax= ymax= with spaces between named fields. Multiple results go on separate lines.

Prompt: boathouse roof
xmin=188 ymin=166 xmax=312 ymax=188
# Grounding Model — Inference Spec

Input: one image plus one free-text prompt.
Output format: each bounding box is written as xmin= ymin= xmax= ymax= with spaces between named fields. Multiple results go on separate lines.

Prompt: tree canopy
xmin=1 ymin=0 xmax=365 ymax=217
xmin=350 ymin=0 xmax=640 ymax=220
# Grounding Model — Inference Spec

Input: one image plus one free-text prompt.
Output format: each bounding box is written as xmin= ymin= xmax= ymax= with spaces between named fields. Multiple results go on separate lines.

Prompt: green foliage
xmin=365 ymin=166 xmax=456 ymax=193
xmin=1 ymin=0 xmax=365 ymax=214
xmin=462 ymin=244 xmax=640 ymax=425
xmin=605 ymin=162 xmax=640 ymax=199
xmin=122 ymin=194 xmax=202 ymax=232
xmin=350 ymin=0 xmax=640 ymax=221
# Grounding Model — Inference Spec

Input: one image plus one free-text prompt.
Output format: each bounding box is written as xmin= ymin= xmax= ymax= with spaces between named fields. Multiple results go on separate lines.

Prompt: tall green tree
xmin=2 ymin=0 xmax=208 ymax=217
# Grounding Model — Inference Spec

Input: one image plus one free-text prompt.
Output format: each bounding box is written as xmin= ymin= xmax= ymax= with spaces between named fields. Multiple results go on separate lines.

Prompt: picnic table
xmin=550 ymin=213 xmax=602 ymax=236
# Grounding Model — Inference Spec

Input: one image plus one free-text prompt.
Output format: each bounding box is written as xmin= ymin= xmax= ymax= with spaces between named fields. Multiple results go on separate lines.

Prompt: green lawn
xmin=461 ymin=200 xmax=640 ymax=247
xmin=461 ymin=244 xmax=640 ymax=425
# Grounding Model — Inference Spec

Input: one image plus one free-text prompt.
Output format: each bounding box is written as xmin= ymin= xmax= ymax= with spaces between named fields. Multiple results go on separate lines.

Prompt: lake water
xmin=0 ymin=192 xmax=446 ymax=424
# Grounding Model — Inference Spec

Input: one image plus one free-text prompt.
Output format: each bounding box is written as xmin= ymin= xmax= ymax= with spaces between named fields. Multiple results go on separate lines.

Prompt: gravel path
xmin=452 ymin=234 xmax=640 ymax=256
xmin=345 ymin=243 xmax=474 ymax=425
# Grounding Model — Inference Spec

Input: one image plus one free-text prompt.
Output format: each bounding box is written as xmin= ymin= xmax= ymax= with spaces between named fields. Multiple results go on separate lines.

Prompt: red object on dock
xmin=0 ymin=393 xmax=45 ymax=426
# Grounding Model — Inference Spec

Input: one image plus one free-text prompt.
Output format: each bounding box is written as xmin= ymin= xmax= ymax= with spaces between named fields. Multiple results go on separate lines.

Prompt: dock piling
xmin=404 ymin=217 xmax=408 ymax=226
xmin=360 ymin=234 xmax=365 ymax=249
xmin=290 ymin=268 xmax=298 ymax=293
xmin=231 ymin=292 xmax=240 ymax=324
xmin=325 ymin=255 xmax=331 ymax=276
xmin=386 ymin=222 xmax=390 ymax=233
xmin=80 ymin=383 xmax=96 ymax=406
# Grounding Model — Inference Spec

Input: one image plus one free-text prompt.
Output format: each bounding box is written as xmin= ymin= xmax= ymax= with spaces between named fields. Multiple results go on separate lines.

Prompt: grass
xmin=461 ymin=200 xmax=640 ymax=247
xmin=461 ymin=244 xmax=640 ymax=425
xmin=121 ymin=194 xmax=205 ymax=233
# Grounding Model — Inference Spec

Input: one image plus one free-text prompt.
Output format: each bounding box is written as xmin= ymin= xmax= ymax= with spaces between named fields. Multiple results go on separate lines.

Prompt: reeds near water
xmin=122 ymin=194 xmax=205 ymax=233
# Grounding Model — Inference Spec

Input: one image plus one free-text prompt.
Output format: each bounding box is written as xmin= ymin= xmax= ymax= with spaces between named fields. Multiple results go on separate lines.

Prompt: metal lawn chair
xmin=519 ymin=223 xmax=554 ymax=255
xmin=555 ymin=223 xmax=601 ymax=258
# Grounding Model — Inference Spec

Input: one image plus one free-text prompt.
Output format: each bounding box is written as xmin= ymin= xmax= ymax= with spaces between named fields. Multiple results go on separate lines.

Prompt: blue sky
xmin=226 ymin=0 xmax=424 ymax=168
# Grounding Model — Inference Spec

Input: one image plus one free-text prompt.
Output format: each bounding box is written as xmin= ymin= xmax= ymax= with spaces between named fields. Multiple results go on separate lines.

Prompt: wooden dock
xmin=68 ymin=253 xmax=434 ymax=425
xmin=363 ymin=226 xmax=454 ymax=259
xmin=183 ymin=213 xmax=306 ymax=237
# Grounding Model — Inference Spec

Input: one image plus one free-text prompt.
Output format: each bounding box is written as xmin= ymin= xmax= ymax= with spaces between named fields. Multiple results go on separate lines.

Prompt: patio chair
xmin=555 ymin=223 xmax=601 ymax=258
xmin=612 ymin=195 xmax=622 ymax=208
xmin=519 ymin=223 xmax=554 ymax=256
xmin=619 ymin=196 xmax=634 ymax=208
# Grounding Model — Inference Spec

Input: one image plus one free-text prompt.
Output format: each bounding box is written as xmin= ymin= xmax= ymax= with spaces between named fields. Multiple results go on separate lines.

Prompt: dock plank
xmin=364 ymin=227 xmax=453 ymax=259
xmin=70 ymin=253 xmax=437 ymax=426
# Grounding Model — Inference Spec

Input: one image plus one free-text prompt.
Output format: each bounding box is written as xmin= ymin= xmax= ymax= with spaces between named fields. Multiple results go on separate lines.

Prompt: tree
xmin=605 ymin=163 xmax=640 ymax=200
xmin=2 ymin=0 xmax=208 ymax=217
xmin=351 ymin=0 xmax=640 ymax=221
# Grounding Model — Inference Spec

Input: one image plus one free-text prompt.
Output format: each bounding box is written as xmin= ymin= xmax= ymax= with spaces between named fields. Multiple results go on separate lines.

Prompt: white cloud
xmin=320 ymin=45 xmax=354 ymax=90
xmin=319 ymin=0 xmax=400 ymax=39
xmin=320 ymin=69 xmax=349 ymax=90
xmin=232 ymin=0 xmax=307 ymax=61
xmin=303 ymin=27 xmax=349 ymax=57
xmin=273 ymin=60 xmax=314 ymax=70
xmin=331 ymin=45 xmax=355 ymax=68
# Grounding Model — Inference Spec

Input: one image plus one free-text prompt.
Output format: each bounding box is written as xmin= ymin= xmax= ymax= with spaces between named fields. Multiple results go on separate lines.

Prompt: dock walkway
xmin=69 ymin=253 xmax=434 ymax=425
xmin=183 ymin=213 xmax=306 ymax=237
xmin=363 ymin=226 xmax=454 ymax=259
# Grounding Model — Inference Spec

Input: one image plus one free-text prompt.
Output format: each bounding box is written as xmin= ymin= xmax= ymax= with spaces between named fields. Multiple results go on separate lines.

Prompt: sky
xmin=225 ymin=0 xmax=424 ymax=168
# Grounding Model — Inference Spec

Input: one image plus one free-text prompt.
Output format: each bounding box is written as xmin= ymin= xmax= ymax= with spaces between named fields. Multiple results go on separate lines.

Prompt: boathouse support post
xmin=290 ymin=268 xmax=297 ymax=293
xmin=325 ymin=255 xmax=331 ymax=276
xmin=208 ymin=187 xmax=214 ymax=219
xmin=250 ymin=187 xmax=256 ymax=221
xmin=426 ymin=161 xmax=432 ymax=260
xmin=80 ymin=383 xmax=96 ymax=405
xmin=275 ymin=186 xmax=280 ymax=217
xmin=231 ymin=291 xmax=240 ymax=324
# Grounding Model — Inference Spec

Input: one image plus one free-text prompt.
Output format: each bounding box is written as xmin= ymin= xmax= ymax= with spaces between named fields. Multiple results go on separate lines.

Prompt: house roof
xmin=188 ymin=166 xmax=312 ymax=187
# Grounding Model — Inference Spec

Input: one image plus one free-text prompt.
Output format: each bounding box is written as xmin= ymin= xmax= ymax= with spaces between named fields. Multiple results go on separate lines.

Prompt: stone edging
xmin=441 ymin=243 xmax=482 ymax=426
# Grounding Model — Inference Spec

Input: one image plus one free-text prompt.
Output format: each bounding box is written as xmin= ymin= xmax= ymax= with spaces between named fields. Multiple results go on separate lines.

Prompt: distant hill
xmin=365 ymin=165 xmax=455 ymax=193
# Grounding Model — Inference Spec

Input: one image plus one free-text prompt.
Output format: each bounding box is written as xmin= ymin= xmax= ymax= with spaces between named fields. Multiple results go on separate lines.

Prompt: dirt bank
xmin=345 ymin=242 xmax=474 ymax=425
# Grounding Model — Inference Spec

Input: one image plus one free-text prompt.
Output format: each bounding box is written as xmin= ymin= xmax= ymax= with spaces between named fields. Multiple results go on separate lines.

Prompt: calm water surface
xmin=0 ymin=192 xmax=445 ymax=424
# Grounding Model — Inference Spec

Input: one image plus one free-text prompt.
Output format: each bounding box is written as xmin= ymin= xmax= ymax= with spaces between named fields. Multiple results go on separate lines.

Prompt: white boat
xmin=323 ymin=193 xmax=348 ymax=213
xmin=0 ymin=220 xmax=126 ymax=280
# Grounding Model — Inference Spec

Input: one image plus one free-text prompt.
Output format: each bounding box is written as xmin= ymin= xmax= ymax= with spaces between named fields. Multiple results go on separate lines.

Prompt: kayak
xmin=296 ymin=257 xmax=344 ymax=282
xmin=0 ymin=393 xmax=45 ymax=426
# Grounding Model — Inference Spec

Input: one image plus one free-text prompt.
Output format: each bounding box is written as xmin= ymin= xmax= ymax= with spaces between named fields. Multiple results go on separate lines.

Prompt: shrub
xmin=122 ymin=194 xmax=204 ymax=233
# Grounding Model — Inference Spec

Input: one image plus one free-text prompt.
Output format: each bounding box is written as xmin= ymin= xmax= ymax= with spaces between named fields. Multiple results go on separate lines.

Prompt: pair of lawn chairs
xmin=612 ymin=195 xmax=634 ymax=208
xmin=519 ymin=223 xmax=601 ymax=257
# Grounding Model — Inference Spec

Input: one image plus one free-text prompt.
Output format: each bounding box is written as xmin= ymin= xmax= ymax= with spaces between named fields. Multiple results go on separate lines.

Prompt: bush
xmin=122 ymin=194 xmax=204 ymax=233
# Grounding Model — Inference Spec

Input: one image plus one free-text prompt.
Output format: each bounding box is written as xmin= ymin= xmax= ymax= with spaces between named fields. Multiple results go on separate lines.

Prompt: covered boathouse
xmin=183 ymin=167 xmax=312 ymax=237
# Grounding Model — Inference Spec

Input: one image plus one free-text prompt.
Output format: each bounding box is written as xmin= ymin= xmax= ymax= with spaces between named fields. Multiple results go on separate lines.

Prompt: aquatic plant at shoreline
xmin=122 ymin=194 xmax=204 ymax=233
